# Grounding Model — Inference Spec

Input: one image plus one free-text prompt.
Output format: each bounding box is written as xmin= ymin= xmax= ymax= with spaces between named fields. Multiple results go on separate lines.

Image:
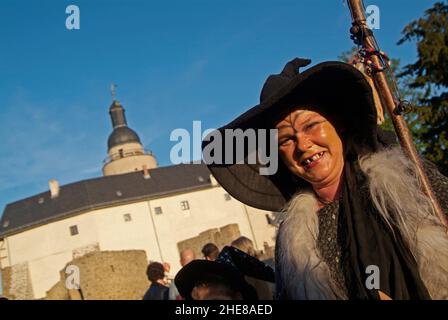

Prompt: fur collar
xmin=276 ymin=147 xmax=448 ymax=300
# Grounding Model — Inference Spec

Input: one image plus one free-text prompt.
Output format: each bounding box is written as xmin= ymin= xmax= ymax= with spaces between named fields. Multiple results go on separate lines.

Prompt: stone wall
xmin=177 ymin=223 xmax=275 ymax=263
xmin=1 ymin=262 xmax=34 ymax=300
xmin=177 ymin=223 xmax=241 ymax=259
xmin=45 ymin=250 xmax=150 ymax=300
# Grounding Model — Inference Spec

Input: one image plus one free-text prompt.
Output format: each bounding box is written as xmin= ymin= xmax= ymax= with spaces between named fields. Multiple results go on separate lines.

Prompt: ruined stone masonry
xmin=177 ymin=223 xmax=241 ymax=258
xmin=45 ymin=250 xmax=149 ymax=300
xmin=1 ymin=262 xmax=34 ymax=300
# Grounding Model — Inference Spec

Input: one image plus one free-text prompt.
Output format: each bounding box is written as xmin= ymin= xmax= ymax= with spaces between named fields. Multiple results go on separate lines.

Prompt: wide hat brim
xmin=202 ymin=61 xmax=378 ymax=212
xmin=174 ymin=260 xmax=257 ymax=300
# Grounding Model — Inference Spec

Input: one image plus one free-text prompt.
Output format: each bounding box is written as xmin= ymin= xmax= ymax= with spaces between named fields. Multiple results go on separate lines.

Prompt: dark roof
xmin=0 ymin=164 xmax=213 ymax=238
xmin=107 ymin=126 xmax=141 ymax=149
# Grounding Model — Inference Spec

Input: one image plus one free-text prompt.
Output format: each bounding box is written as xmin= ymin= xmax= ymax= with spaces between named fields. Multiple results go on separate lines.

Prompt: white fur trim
xmin=276 ymin=193 xmax=346 ymax=299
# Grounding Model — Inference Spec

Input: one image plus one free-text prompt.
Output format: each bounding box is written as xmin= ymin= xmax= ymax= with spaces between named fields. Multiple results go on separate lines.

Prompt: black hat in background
xmin=175 ymin=246 xmax=274 ymax=300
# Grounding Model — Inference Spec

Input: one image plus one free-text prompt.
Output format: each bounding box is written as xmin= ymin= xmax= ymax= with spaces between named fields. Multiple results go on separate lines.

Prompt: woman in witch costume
xmin=202 ymin=58 xmax=448 ymax=300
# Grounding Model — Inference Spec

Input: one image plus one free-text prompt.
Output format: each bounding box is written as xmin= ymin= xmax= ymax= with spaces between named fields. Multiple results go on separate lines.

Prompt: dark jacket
xmin=143 ymin=283 xmax=169 ymax=300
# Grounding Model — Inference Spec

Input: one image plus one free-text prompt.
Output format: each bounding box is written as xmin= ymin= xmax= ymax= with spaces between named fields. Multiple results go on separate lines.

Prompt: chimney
xmin=210 ymin=174 xmax=219 ymax=187
xmin=49 ymin=179 xmax=60 ymax=199
xmin=143 ymin=165 xmax=151 ymax=179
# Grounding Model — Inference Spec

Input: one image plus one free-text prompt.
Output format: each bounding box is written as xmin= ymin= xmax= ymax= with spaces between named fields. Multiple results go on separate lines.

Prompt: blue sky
xmin=0 ymin=0 xmax=434 ymax=216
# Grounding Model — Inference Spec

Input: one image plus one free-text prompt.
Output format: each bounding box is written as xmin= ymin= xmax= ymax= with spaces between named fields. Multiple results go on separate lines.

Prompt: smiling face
xmin=275 ymin=108 xmax=344 ymax=189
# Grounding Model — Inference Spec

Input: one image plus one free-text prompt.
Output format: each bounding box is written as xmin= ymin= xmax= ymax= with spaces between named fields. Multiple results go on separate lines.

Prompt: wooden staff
xmin=346 ymin=0 xmax=447 ymax=226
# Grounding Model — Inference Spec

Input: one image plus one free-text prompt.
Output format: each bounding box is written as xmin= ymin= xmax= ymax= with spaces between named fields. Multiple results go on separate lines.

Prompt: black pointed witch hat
xmin=202 ymin=58 xmax=378 ymax=211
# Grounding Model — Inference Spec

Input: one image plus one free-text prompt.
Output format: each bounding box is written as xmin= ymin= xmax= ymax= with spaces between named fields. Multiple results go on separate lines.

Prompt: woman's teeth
xmin=303 ymin=152 xmax=324 ymax=165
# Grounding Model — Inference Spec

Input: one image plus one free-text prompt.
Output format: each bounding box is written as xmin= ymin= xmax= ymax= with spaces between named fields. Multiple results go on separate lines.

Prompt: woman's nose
xmin=294 ymin=133 xmax=313 ymax=152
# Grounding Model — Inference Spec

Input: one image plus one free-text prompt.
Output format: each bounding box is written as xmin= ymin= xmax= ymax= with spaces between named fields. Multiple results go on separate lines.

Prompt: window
xmin=224 ymin=193 xmax=231 ymax=201
xmin=180 ymin=201 xmax=190 ymax=211
xmin=123 ymin=213 xmax=132 ymax=222
xmin=116 ymin=190 xmax=122 ymax=197
xmin=154 ymin=207 xmax=163 ymax=215
xmin=70 ymin=225 xmax=79 ymax=236
xmin=2 ymin=220 xmax=10 ymax=228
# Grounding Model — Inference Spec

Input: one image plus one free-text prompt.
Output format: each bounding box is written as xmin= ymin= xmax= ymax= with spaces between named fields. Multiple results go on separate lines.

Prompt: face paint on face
xmin=275 ymin=108 xmax=344 ymax=189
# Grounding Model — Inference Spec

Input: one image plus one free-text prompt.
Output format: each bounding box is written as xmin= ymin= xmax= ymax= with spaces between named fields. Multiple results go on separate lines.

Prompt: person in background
xmin=142 ymin=262 xmax=169 ymax=300
xmin=175 ymin=246 xmax=270 ymax=300
xmin=231 ymin=236 xmax=259 ymax=258
xmin=163 ymin=262 xmax=171 ymax=274
xmin=180 ymin=248 xmax=196 ymax=266
xmin=178 ymin=264 xmax=252 ymax=300
xmin=201 ymin=243 xmax=219 ymax=261
xmin=231 ymin=236 xmax=274 ymax=300
xmin=162 ymin=262 xmax=172 ymax=284
xmin=169 ymin=249 xmax=197 ymax=300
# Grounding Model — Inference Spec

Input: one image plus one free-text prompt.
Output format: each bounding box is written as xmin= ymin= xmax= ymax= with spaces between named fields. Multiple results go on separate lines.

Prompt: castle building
xmin=0 ymin=97 xmax=276 ymax=300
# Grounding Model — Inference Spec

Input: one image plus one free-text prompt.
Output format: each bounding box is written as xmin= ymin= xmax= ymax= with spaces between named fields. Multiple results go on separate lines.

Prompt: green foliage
xmin=338 ymin=47 xmax=358 ymax=63
xmin=398 ymin=1 xmax=448 ymax=175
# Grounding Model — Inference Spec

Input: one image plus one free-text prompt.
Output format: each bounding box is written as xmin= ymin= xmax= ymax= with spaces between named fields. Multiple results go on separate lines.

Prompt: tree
xmin=397 ymin=1 xmax=448 ymax=175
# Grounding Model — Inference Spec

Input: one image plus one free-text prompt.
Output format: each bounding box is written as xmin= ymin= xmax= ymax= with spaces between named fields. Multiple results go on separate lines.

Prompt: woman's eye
xmin=279 ymin=137 xmax=293 ymax=146
xmin=304 ymin=121 xmax=320 ymax=131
